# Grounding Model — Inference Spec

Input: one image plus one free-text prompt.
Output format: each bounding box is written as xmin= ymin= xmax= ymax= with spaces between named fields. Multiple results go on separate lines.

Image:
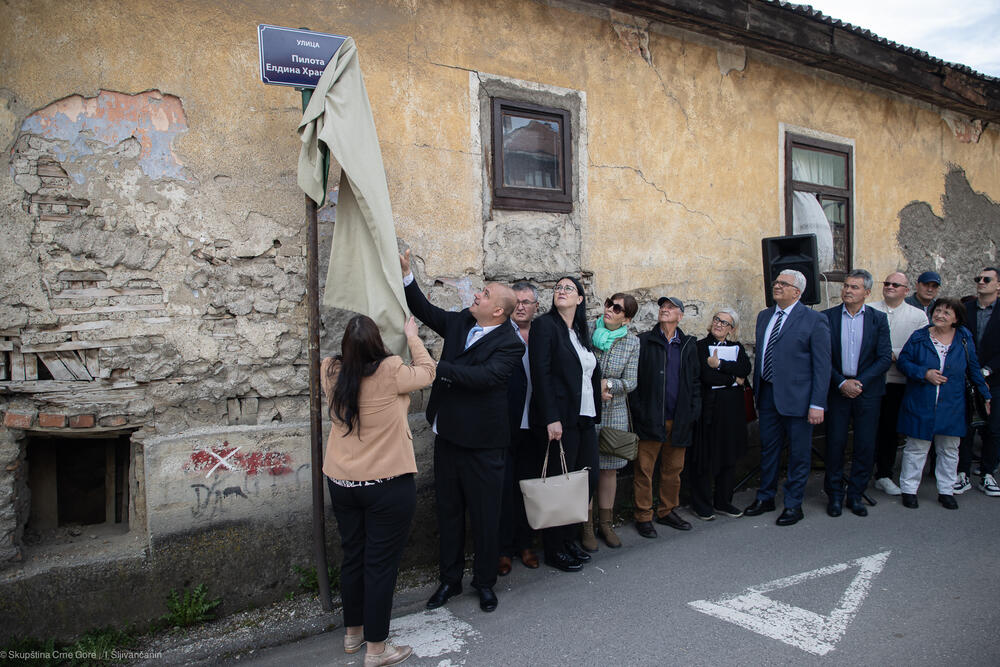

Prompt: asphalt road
xmin=239 ymin=472 xmax=1000 ymax=666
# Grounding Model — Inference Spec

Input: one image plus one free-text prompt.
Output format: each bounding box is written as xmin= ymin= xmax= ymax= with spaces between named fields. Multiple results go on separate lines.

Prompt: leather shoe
xmin=775 ymin=506 xmax=804 ymax=526
xmin=847 ymin=498 xmax=868 ymax=517
xmin=901 ymin=493 xmax=918 ymax=509
xmin=635 ymin=520 xmax=658 ymax=538
xmin=545 ymin=551 xmax=583 ymax=572
xmin=497 ymin=556 xmax=512 ymax=576
xmin=564 ymin=541 xmax=591 ymax=562
xmin=475 ymin=586 xmax=498 ymax=612
xmin=655 ymin=510 xmax=692 ymax=531
xmin=938 ymin=493 xmax=958 ymax=510
xmin=426 ymin=582 xmax=462 ymax=609
xmin=826 ymin=499 xmax=843 ymax=517
xmin=743 ymin=499 xmax=776 ymax=516
xmin=519 ymin=549 xmax=539 ymax=569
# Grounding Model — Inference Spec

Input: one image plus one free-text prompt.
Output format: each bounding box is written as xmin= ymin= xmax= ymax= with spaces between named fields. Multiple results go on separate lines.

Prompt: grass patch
xmin=160 ymin=584 xmax=222 ymax=628
xmin=293 ymin=564 xmax=340 ymax=595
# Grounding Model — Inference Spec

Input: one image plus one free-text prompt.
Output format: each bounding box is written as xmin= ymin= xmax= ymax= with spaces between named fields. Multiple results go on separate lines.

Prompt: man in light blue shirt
xmin=822 ymin=270 xmax=892 ymax=517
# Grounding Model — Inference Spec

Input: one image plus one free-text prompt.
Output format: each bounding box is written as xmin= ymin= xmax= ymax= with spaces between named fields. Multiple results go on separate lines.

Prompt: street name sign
xmin=258 ymin=24 xmax=347 ymax=88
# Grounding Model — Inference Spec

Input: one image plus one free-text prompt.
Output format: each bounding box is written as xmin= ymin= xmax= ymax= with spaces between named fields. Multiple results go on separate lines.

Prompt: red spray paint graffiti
xmin=184 ymin=442 xmax=293 ymax=477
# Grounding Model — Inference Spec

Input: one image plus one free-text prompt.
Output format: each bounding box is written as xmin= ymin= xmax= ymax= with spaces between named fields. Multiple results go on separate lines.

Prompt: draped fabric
xmin=792 ymin=191 xmax=835 ymax=272
xmin=298 ymin=38 xmax=409 ymax=357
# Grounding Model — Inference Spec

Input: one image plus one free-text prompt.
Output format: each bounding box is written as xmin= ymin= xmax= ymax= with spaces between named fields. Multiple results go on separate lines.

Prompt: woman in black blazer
xmin=529 ymin=276 xmax=602 ymax=572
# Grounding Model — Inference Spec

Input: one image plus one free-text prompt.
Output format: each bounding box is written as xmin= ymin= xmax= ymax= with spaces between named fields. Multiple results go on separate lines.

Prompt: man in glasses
xmin=957 ymin=267 xmax=1000 ymax=496
xmin=498 ymin=282 xmax=541 ymax=576
xmin=821 ymin=270 xmax=892 ymax=517
xmin=869 ymin=272 xmax=929 ymax=496
xmin=744 ymin=270 xmax=831 ymax=526
xmin=905 ymin=271 xmax=941 ymax=321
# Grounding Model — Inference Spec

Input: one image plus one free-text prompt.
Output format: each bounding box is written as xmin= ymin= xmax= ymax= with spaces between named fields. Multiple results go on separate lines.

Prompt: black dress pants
xmin=534 ymin=417 xmax=597 ymax=559
xmin=433 ymin=436 xmax=506 ymax=590
xmin=690 ymin=465 xmax=735 ymax=515
xmin=874 ymin=383 xmax=905 ymax=479
xmin=328 ymin=474 xmax=416 ymax=643
xmin=499 ymin=428 xmax=541 ymax=556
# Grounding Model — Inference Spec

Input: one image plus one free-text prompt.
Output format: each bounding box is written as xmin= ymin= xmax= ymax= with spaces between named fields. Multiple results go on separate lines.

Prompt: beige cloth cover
xmin=297 ymin=37 xmax=408 ymax=357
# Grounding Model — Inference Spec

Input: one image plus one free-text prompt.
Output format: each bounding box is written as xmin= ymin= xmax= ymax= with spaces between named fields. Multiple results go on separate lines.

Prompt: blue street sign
xmin=258 ymin=24 xmax=347 ymax=89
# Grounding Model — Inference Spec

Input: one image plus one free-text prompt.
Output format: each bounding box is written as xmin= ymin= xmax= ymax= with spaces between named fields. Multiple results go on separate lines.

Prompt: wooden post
xmin=301 ymin=85 xmax=333 ymax=612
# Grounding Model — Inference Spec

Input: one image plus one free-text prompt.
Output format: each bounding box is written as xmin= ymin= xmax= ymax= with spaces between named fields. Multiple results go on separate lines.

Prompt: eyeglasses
xmin=553 ymin=285 xmax=577 ymax=293
xmin=516 ymin=299 xmax=538 ymax=307
xmin=772 ymin=280 xmax=798 ymax=290
xmin=712 ymin=316 xmax=734 ymax=328
xmin=604 ymin=299 xmax=624 ymax=314
xmin=974 ymin=276 xmax=994 ymax=284
xmin=883 ymin=281 xmax=907 ymax=288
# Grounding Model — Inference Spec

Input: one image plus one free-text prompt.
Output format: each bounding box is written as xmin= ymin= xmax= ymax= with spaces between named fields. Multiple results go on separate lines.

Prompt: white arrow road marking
xmin=688 ymin=550 xmax=891 ymax=656
xmin=390 ymin=607 xmax=480 ymax=662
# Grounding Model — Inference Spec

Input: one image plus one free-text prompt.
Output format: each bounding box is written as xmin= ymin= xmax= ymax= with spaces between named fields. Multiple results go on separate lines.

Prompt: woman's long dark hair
xmin=548 ymin=276 xmax=592 ymax=351
xmin=328 ymin=315 xmax=392 ymax=436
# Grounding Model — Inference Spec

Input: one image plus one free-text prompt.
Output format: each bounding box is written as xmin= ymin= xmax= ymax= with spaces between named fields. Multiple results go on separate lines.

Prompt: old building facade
xmin=1 ymin=0 xmax=997 ymax=636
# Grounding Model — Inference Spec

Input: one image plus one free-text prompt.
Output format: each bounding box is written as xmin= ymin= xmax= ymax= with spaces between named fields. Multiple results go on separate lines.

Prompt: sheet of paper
xmin=709 ymin=345 xmax=738 ymax=362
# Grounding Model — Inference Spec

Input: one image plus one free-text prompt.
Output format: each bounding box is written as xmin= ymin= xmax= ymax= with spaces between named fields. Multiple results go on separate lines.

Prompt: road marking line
xmin=688 ymin=550 xmax=891 ymax=656
xmin=391 ymin=607 xmax=480 ymax=660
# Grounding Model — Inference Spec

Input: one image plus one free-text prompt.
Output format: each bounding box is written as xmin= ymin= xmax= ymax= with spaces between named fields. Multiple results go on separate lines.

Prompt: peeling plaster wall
xmin=1 ymin=0 xmax=998 ymax=634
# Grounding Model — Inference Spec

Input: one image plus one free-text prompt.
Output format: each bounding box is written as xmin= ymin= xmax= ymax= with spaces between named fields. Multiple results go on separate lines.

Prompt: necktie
xmin=465 ymin=325 xmax=483 ymax=349
xmin=761 ymin=310 xmax=784 ymax=382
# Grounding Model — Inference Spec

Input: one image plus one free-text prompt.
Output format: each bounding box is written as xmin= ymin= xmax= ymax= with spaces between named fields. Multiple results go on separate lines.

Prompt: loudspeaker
xmin=761 ymin=234 xmax=820 ymax=306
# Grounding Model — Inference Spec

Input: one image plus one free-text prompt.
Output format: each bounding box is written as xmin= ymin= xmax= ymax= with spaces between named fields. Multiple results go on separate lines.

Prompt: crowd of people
xmin=318 ymin=251 xmax=999 ymax=666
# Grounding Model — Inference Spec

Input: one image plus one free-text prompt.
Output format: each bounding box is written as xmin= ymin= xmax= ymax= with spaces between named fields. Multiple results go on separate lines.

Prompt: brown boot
xmin=598 ymin=508 xmax=621 ymax=548
xmin=580 ymin=506 xmax=599 ymax=552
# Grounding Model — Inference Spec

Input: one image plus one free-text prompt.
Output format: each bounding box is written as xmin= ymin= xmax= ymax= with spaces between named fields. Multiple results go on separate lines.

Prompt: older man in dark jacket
xmin=629 ymin=296 xmax=702 ymax=538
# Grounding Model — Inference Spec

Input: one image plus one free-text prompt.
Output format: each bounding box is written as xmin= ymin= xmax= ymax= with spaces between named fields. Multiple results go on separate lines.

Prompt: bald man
xmin=868 ymin=272 xmax=928 ymax=494
xmin=400 ymin=249 xmax=522 ymax=614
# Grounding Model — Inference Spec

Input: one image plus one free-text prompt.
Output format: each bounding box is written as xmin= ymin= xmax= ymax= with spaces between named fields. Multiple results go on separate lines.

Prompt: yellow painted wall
xmin=2 ymin=0 xmax=997 ymax=319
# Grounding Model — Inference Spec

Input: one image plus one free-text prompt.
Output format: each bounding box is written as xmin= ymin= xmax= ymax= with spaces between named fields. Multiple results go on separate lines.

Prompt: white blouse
xmin=568 ymin=327 xmax=598 ymax=418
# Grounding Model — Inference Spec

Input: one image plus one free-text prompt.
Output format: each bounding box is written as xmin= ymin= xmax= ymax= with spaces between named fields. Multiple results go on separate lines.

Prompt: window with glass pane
xmin=785 ymin=134 xmax=853 ymax=280
xmin=491 ymin=99 xmax=572 ymax=212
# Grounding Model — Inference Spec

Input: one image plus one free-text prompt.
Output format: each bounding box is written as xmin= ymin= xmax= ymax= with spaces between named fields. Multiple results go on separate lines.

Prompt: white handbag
xmin=519 ymin=440 xmax=590 ymax=530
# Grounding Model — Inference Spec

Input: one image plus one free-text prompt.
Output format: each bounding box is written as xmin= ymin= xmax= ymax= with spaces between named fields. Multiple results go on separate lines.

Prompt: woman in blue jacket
xmin=896 ymin=298 xmax=991 ymax=509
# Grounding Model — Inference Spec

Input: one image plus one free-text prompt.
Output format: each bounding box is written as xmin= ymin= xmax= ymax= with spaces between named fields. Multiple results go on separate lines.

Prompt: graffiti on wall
xmin=183 ymin=441 xmax=308 ymax=520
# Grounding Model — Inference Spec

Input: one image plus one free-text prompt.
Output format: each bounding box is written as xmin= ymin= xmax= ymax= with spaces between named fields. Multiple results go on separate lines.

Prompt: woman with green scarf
xmin=585 ymin=293 xmax=640 ymax=549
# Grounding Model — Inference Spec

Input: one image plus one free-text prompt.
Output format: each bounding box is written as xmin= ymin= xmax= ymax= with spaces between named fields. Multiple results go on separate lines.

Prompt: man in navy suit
xmin=821 ymin=269 xmax=892 ymax=517
xmin=400 ymin=249 xmax=523 ymax=613
xmin=745 ymin=269 xmax=831 ymax=525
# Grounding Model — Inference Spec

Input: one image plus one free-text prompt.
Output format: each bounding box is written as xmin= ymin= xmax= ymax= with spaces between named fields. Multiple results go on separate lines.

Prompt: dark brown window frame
xmin=491 ymin=98 xmax=572 ymax=213
xmin=784 ymin=133 xmax=853 ymax=282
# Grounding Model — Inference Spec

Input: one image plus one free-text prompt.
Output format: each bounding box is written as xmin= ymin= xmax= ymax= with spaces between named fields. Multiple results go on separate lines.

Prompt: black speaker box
xmin=761 ymin=234 xmax=820 ymax=306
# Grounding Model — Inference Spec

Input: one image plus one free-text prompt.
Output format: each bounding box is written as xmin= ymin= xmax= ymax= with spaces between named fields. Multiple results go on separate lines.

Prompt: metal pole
xmin=300 ymin=84 xmax=333 ymax=612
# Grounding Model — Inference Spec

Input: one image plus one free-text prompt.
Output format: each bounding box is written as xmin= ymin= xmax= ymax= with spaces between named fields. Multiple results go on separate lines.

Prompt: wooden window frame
xmin=491 ymin=98 xmax=572 ymax=213
xmin=784 ymin=133 xmax=853 ymax=282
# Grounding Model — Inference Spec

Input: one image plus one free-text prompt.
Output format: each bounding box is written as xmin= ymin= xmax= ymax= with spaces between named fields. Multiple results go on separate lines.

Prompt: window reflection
xmin=501 ymin=114 xmax=561 ymax=190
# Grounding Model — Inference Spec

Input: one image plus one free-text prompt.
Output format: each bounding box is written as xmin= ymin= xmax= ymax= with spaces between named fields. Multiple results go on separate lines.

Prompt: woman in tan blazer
xmin=322 ymin=314 xmax=435 ymax=667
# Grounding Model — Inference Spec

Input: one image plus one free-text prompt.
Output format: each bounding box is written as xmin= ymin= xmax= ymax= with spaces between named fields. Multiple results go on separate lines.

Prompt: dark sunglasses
xmin=604 ymin=299 xmax=625 ymax=314
xmin=883 ymin=281 xmax=906 ymax=288
xmin=974 ymin=276 xmax=994 ymax=284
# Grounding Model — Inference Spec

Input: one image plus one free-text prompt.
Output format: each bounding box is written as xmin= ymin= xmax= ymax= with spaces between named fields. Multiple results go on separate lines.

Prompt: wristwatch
xmin=983 ymin=366 xmax=992 ymax=378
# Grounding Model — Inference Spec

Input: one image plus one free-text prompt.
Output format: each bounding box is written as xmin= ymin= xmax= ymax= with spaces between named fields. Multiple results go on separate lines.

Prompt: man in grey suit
xmin=744 ymin=269 xmax=832 ymax=525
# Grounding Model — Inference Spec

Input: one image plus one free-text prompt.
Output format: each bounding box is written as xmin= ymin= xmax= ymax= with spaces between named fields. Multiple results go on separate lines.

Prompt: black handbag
xmin=598 ymin=395 xmax=639 ymax=461
xmin=962 ymin=338 xmax=988 ymax=429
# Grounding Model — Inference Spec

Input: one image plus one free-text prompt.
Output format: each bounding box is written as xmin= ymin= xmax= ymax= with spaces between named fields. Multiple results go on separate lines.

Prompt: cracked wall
xmin=898 ymin=167 xmax=1000 ymax=288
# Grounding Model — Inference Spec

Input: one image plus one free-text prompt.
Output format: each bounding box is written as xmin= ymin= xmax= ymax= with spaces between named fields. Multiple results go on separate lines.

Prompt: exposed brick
xmin=38 ymin=413 xmax=67 ymax=428
xmin=4 ymin=412 xmax=35 ymax=429
xmin=99 ymin=415 xmax=128 ymax=427
xmin=69 ymin=414 xmax=96 ymax=428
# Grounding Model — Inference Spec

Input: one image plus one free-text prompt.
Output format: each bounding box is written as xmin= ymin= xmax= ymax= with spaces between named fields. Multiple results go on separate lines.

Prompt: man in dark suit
xmin=745 ymin=269 xmax=831 ymax=525
xmin=400 ymin=249 xmax=523 ymax=613
xmin=958 ymin=266 xmax=1000 ymax=496
xmin=497 ymin=282 xmax=540 ymax=575
xmin=821 ymin=269 xmax=892 ymax=517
